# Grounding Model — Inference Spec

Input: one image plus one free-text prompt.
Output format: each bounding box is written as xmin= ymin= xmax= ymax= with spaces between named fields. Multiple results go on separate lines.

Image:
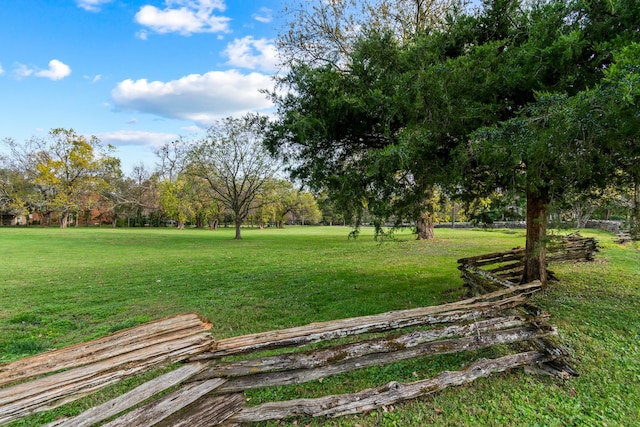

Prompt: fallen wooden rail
xmin=230 ymin=351 xmax=551 ymax=422
xmin=0 ymin=313 xmax=212 ymax=388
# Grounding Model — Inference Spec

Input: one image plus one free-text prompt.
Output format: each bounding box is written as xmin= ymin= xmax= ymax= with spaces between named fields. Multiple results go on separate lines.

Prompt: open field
xmin=1 ymin=226 xmax=639 ymax=426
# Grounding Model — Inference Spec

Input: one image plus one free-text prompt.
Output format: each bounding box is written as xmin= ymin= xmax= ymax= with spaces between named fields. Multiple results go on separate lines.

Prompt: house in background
xmin=0 ymin=212 xmax=27 ymax=226
xmin=0 ymin=209 xmax=115 ymax=227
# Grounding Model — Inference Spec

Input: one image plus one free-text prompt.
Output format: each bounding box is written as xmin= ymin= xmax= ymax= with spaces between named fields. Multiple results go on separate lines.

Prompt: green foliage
xmin=1 ymin=128 xmax=120 ymax=227
xmin=270 ymin=0 xmax=640 ymax=246
xmin=249 ymin=179 xmax=321 ymax=227
xmin=0 ymin=167 xmax=30 ymax=217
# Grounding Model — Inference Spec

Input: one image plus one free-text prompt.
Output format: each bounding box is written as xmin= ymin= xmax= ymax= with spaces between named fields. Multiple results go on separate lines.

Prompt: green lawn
xmin=1 ymin=226 xmax=639 ymax=426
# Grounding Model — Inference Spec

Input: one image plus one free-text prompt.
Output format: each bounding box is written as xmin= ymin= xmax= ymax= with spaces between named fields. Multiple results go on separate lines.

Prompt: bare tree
xmin=156 ymin=139 xmax=190 ymax=183
xmin=188 ymin=115 xmax=279 ymax=239
xmin=278 ymin=0 xmax=461 ymax=69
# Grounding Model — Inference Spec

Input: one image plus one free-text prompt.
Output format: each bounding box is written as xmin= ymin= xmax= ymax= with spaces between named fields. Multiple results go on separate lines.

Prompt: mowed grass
xmin=1 ymin=226 xmax=639 ymax=426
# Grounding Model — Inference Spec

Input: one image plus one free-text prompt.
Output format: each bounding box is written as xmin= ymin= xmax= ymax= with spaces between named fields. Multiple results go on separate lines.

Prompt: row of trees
xmin=0 ymin=121 xmax=634 ymax=234
xmin=2 ymin=126 xmax=627 ymax=233
xmin=266 ymin=0 xmax=640 ymax=285
xmin=0 ymin=121 xmax=321 ymax=238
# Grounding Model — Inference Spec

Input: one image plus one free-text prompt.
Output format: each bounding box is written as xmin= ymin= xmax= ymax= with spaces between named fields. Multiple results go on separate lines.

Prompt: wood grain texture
xmin=195 ymin=282 xmax=541 ymax=359
xmin=229 ymin=351 xmax=551 ymax=422
xmin=0 ymin=327 xmax=212 ymax=425
xmin=0 ymin=313 xmax=211 ymax=388
xmin=45 ymin=363 xmax=209 ymax=427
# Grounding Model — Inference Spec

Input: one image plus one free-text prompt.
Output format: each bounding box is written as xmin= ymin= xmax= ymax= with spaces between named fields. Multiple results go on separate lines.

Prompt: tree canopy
xmin=268 ymin=0 xmax=640 ymax=284
xmin=2 ymin=128 xmax=119 ymax=228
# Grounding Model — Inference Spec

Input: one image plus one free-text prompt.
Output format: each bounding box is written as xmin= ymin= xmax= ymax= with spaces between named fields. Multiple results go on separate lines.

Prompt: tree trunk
xmin=415 ymin=188 xmax=436 ymax=240
xmin=522 ymin=190 xmax=549 ymax=287
xmin=415 ymin=213 xmax=435 ymax=240
xmin=573 ymin=201 xmax=594 ymax=229
xmin=631 ymin=178 xmax=640 ymax=239
xmin=235 ymin=218 xmax=242 ymax=239
xmin=60 ymin=211 xmax=69 ymax=228
xmin=451 ymin=204 xmax=457 ymax=228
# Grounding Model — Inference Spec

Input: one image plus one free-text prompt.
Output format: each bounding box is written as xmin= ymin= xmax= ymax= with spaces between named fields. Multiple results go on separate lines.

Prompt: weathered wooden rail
xmin=0 ymin=314 xmax=214 ymax=425
xmin=0 ymin=235 xmax=593 ymax=426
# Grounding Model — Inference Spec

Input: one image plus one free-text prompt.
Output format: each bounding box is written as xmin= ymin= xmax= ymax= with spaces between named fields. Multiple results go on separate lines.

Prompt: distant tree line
xmin=0 ymin=122 xmax=633 ymax=236
xmin=0 ymin=120 xmax=320 ymax=238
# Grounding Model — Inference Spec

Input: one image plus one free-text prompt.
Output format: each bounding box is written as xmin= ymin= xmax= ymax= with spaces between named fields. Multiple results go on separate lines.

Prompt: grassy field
xmin=1 ymin=226 xmax=639 ymax=426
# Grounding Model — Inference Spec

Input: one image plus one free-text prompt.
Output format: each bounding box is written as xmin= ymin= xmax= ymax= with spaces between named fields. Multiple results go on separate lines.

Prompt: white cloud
xmin=253 ymin=7 xmax=272 ymax=24
xmin=223 ymin=36 xmax=279 ymax=73
xmin=111 ymin=70 xmax=275 ymax=126
xmin=84 ymin=74 xmax=102 ymax=83
xmin=0 ymin=63 xmax=4 ymax=75
xmin=76 ymin=0 xmax=112 ymax=12
xmin=181 ymin=125 xmax=204 ymax=133
xmin=14 ymin=63 xmax=34 ymax=79
xmin=135 ymin=0 xmax=230 ymax=36
xmin=34 ymin=59 xmax=72 ymax=80
xmin=98 ymin=130 xmax=179 ymax=148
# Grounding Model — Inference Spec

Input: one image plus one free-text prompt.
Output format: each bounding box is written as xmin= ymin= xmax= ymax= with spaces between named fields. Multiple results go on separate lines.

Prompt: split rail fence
xmin=458 ymin=233 xmax=598 ymax=295
xmin=0 ymin=234 xmax=597 ymax=426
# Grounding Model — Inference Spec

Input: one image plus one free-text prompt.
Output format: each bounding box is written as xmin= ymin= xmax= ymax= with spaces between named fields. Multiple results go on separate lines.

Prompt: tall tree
xmin=188 ymin=115 xmax=279 ymax=239
xmin=271 ymin=0 xmax=639 ymax=282
xmin=274 ymin=0 xmax=464 ymax=239
xmin=465 ymin=0 xmax=640 ymax=284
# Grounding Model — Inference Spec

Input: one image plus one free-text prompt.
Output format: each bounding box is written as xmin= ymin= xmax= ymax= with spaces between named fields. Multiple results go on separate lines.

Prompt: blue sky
xmin=0 ymin=0 xmax=283 ymax=173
